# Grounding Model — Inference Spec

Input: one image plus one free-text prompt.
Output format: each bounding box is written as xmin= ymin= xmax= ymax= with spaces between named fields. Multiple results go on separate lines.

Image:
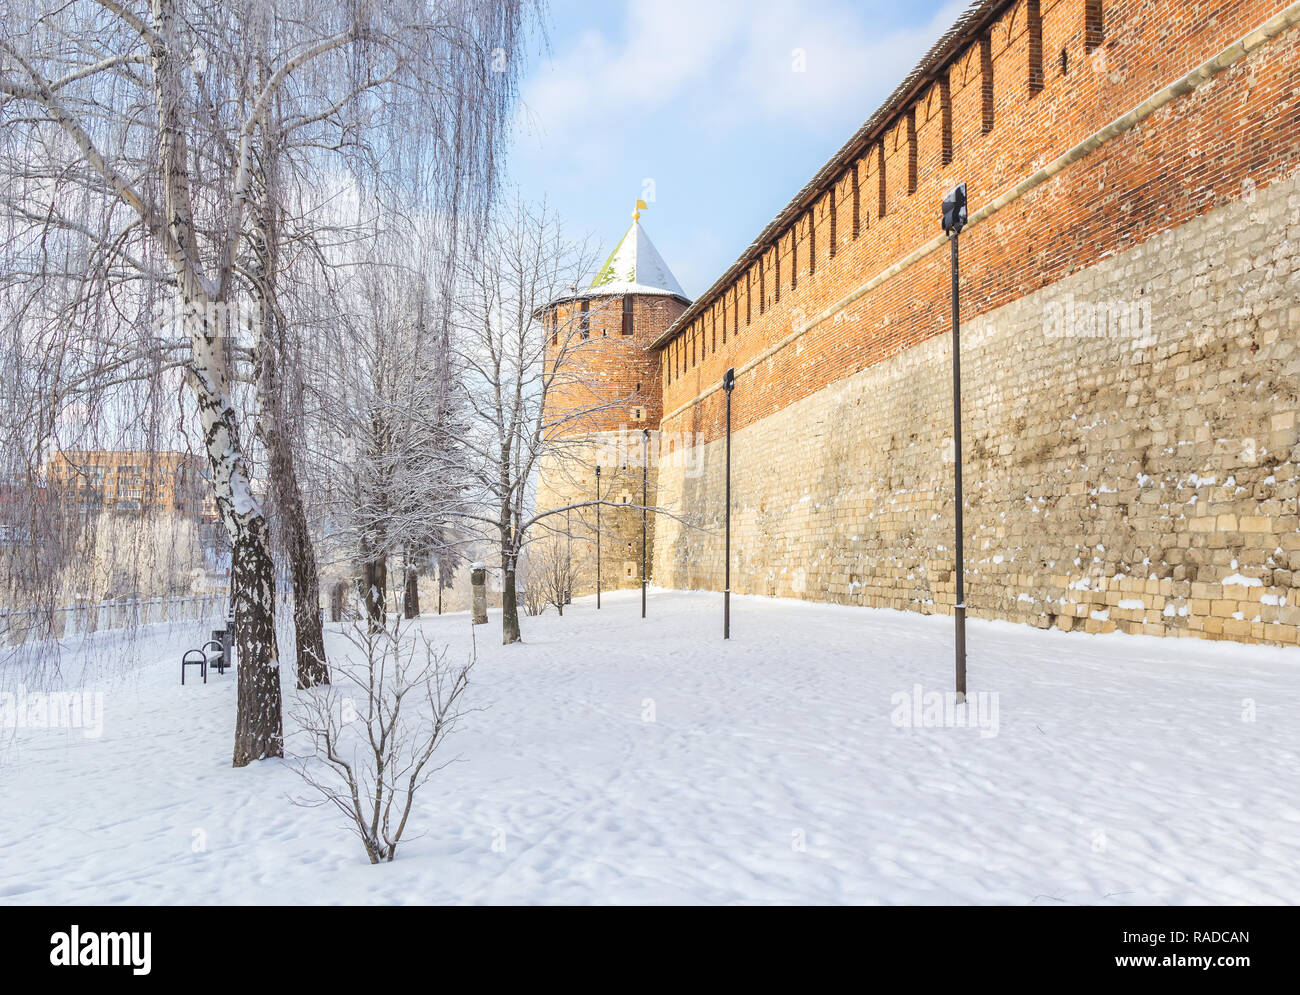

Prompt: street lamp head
xmin=642 ymin=427 xmax=650 ymax=440
xmin=941 ymin=182 xmax=968 ymax=236
xmin=596 ymin=465 xmax=601 ymax=477
xmin=722 ymin=367 xmax=735 ymax=393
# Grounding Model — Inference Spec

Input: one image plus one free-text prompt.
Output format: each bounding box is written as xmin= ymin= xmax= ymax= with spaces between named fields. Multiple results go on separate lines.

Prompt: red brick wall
xmin=544 ymin=293 xmax=687 ymax=438
xmin=657 ymin=0 xmax=1300 ymax=442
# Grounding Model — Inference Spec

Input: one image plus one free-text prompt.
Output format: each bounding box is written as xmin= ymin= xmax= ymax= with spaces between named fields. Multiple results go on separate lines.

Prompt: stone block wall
xmin=647 ymin=0 xmax=1300 ymax=647
xmin=654 ymin=167 xmax=1300 ymax=645
xmin=535 ymin=437 xmax=657 ymax=598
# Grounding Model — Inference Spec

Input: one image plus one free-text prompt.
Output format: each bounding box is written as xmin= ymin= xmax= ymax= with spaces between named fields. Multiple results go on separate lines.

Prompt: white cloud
xmin=518 ymin=0 xmax=968 ymax=147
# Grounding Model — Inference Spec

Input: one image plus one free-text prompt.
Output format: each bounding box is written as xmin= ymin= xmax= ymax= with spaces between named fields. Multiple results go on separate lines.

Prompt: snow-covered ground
xmin=1 ymin=589 xmax=1297 ymax=905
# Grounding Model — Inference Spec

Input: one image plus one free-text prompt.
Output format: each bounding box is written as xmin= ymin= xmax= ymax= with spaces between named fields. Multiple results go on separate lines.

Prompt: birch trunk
xmin=501 ymin=568 xmax=520 ymax=643
xmin=152 ymin=0 xmax=282 ymax=763
xmin=230 ymin=513 xmax=284 ymax=764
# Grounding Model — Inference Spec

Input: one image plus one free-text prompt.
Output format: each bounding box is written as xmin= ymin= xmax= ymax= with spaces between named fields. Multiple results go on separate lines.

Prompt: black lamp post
xmin=642 ymin=427 xmax=649 ymax=619
xmin=722 ymin=367 xmax=735 ymax=640
xmin=941 ymin=182 xmax=968 ymax=702
xmin=595 ymin=464 xmax=602 ymax=610
xmin=565 ymin=507 xmax=572 ymax=605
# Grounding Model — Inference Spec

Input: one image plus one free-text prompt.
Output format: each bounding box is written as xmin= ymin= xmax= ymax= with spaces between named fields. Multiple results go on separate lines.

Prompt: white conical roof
xmin=587 ymin=220 xmax=688 ymax=299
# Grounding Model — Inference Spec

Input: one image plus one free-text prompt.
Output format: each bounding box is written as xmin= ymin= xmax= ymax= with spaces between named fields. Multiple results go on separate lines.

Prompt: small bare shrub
xmin=288 ymin=616 xmax=472 ymax=863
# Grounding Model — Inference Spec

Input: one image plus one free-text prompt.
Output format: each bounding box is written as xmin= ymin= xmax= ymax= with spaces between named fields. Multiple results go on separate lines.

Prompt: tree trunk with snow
xmin=471 ymin=565 xmax=488 ymax=625
xmin=274 ymin=436 xmax=329 ymax=688
xmin=403 ymin=566 xmax=420 ymax=619
xmin=230 ymin=513 xmax=284 ymax=765
xmin=362 ymin=541 xmax=387 ymax=632
xmin=502 ymin=559 xmax=521 ymax=644
xmin=249 ymin=146 xmax=329 ymax=690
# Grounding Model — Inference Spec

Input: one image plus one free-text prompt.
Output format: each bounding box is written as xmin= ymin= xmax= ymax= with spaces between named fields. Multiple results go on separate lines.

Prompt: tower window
xmin=579 ymin=299 xmax=590 ymax=339
xmin=621 ymin=295 xmax=633 ymax=335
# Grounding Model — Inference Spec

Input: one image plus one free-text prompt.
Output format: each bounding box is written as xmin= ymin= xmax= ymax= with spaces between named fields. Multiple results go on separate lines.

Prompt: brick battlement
xmin=639 ymin=0 xmax=1300 ymax=647
xmin=537 ymin=0 xmax=1300 ymax=644
xmin=655 ymin=0 xmax=1300 ymax=441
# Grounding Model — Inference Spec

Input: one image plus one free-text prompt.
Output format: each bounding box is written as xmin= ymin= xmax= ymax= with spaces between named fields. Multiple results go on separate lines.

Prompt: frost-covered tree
xmin=312 ymin=231 xmax=469 ymax=632
xmin=0 ymin=0 xmax=531 ymax=764
xmin=452 ymin=197 xmax=619 ymax=644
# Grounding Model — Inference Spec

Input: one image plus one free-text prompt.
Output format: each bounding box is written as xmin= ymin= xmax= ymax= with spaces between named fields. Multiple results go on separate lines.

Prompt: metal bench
xmin=181 ymin=639 xmax=227 ymax=684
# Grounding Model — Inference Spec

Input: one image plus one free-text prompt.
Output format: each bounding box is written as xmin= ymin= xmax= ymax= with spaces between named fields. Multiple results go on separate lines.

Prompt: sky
xmin=507 ymin=0 xmax=966 ymax=299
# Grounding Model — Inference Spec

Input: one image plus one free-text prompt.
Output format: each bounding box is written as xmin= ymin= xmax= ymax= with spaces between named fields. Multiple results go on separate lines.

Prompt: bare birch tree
xmin=1 ymin=0 xmax=530 ymax=764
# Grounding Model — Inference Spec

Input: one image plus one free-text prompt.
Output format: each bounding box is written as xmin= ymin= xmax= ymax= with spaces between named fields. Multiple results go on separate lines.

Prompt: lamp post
xmin=722 ymin=367 xmax=735 ymax=640
xmin=941 ymin=182 xmax=968 ymax=703
xmin=565 ymin=508 xmax=572 ymax=606
xmin=595 ymin=464 xmax=602 ymax=610
xmin=642 ymin=427 xmax=650 ymax=619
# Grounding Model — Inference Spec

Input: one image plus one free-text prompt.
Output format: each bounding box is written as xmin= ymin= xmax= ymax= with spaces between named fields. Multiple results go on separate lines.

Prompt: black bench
xmin=180 ymin=639 xmax=227 ymax=684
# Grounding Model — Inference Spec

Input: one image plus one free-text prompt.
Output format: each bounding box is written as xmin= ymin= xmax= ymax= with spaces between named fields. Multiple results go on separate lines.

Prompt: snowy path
xmin=1 ymin=589 xmax=1297 ymax=905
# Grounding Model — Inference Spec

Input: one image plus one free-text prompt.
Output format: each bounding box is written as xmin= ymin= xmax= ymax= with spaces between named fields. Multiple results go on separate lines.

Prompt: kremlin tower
xmin=535 ymin=206 xmax=689 ymax=598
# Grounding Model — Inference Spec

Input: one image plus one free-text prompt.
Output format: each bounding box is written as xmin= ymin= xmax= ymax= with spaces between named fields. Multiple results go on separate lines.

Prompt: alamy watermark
xmin=149 ymin=298 xmax=262 ymax=349
xmin=592 ymin=426 xmax=709 ymax=479
xmin=890 ymin=683 xmax=1000 ymax=738
xmin=1 ymin=685 xmax=105 ymax=738
xmin=50 ymin=926 xmax=150 ymax=975
xmin=1043 ymin=293 xmax=1154 ymax=347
